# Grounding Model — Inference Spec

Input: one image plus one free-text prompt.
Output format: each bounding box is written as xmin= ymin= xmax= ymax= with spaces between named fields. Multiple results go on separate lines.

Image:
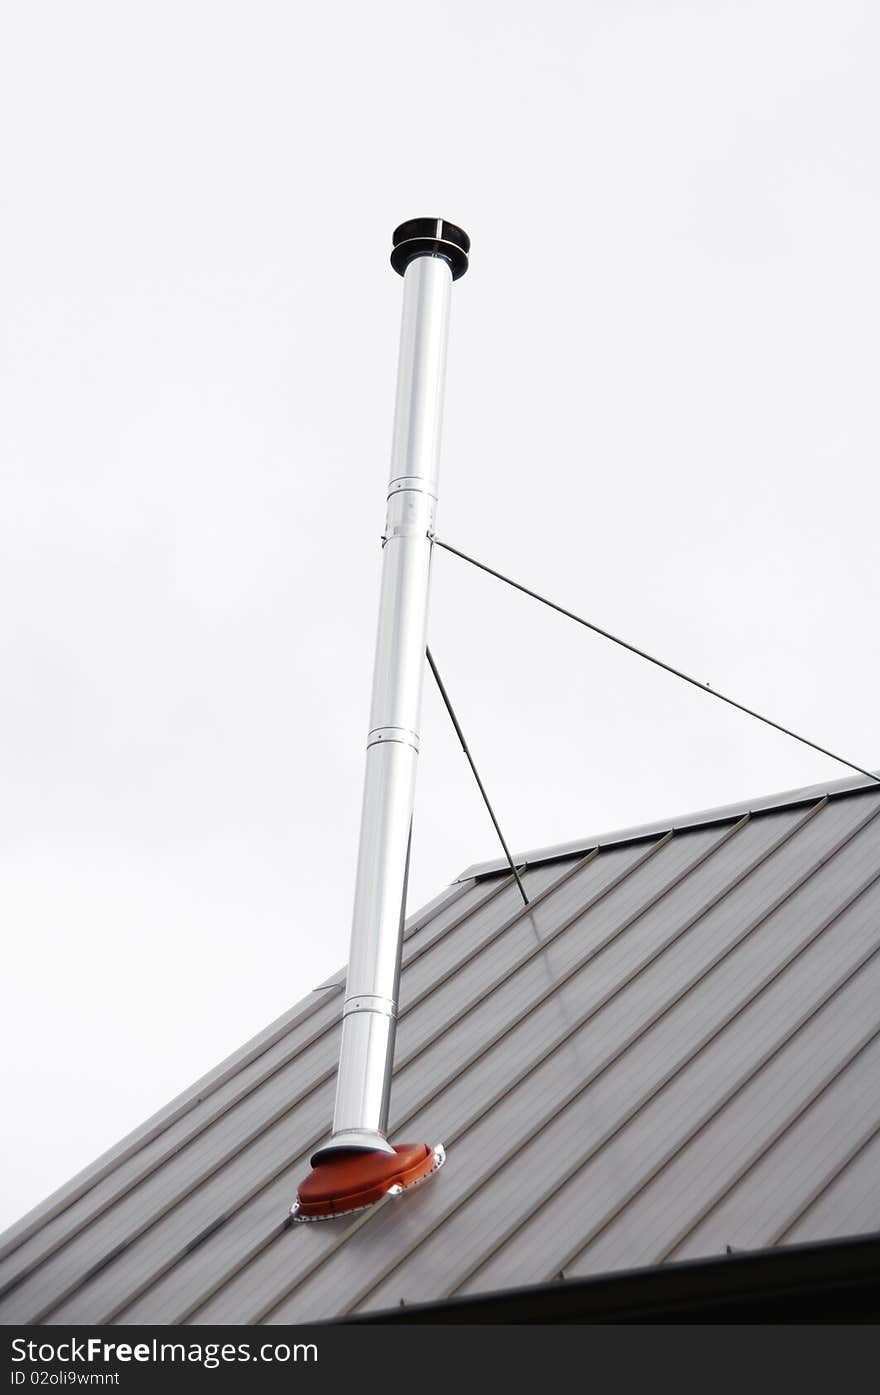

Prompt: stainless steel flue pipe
xmin=313 ymin=220 xmax=470 ymax=1160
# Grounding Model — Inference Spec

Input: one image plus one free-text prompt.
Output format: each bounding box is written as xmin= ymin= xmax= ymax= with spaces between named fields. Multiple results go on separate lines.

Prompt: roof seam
xmin=161 ymin=826 xmax=746 ymax=1323
xmin=0 ymin=984 xmax=342 ymax=1302
xmin=241 ymin=1194 xmax=400 ymax=1328
xmin=114 ymin=839 xmax=673 ymax=1323
xmin=551 ymin=934 xmax=880 ymax=1282
xmin=0 ymin=986 xmax=345 ymax=1268
xmin=105 ymin=865 xmax=585 ymax=1237
xmin=147 ymin=852 xmax=628 ymax=1322
xmin=396 ymin=831 xmax=677 ymax=1074
xmin=234 ymin=808 xmax=825 ymax=1321
xmin=8 ymin=781 xmax=880 ymax=1325
xmin=445 ymin=816 xmax=880 ymax=1298
xmin=0 ymin=880 xmax=481 ymax=1270
xmin=399 ymin=848 xmax=605 ymax=1018
xmin=3 ymin=857 xmax=607 ymax=1313
xmin=15 ymin=859 xmax=602 ymax=1314
xmin=657 ymin=1023 xmax=880 ymax=1264
xmin=0 ymin=881 xmax=499 ymax=1298
xmin=400 ymin=874 xmax=517 ymax=968
xmin=334 ymin=800 xmax=880 ymax=1312
xmin=392 ymin=823 xmax=752 ymax=1117
xmin=14 ymin=795 xmax=847 ymax=1322
xmin=769 ymin=1115 xmax=880 ymax=1246
xmin=256 ymin=816 xmax=765 ymax=1320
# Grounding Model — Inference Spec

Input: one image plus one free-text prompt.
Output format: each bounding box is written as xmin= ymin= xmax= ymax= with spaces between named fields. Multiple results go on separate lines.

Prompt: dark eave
xmin=344 ymin=1230 xmax=880 ymax=1324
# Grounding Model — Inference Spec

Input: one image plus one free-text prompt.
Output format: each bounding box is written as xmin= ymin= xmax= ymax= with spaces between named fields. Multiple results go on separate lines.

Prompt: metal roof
xmin=351 ymin=1231 xmax=880 ymax=1324
xmin=2 ymin=772 xmax=880 ymax=1324
xmin=458 ymin=768 xmax=880 ymax=878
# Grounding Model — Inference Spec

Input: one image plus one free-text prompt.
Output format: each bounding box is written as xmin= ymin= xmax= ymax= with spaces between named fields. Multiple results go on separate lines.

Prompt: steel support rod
xmin=313 ymin=221 xmax=469 ymax=1161
xmin=426 ymin=646 xmax=530 ymax=905
xmin=434 ymin=536 xmax=880 ymax=788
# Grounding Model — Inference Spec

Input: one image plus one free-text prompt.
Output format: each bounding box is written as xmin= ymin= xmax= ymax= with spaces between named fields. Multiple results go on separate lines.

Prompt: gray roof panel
xmin=2 ymin=775 xmax=879 ymax=1323
xmin=666 ymin=1026 xmax=880 ymax=1262
xmin=782 ymin=1124 xmax=880 ymax=1246
xmin=346 ymin=817 xmax=880 ymax=1312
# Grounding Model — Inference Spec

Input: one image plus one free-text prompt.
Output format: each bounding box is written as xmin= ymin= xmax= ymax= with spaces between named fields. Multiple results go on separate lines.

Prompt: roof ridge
xmin=456 ymin=768 xmax=880 ymax=881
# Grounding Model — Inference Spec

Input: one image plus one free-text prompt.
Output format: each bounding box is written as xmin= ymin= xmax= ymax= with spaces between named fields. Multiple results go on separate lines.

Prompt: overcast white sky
xmin=1 ymin=0 xmax=878 ymax=1229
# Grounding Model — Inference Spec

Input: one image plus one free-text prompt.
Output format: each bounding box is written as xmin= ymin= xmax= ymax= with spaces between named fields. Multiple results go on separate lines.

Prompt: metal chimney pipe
xmin=312 ymin=219 xmax=469 ymax=1162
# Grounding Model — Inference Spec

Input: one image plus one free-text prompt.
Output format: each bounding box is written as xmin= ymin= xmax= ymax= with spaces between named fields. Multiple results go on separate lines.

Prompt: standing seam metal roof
xmin=1 ymin=771 xmax=879 ymax=1323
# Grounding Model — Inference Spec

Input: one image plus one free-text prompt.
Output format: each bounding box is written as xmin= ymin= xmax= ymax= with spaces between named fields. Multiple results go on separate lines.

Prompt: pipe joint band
xmin=387 ymin=476 xmax=439 ymax=501
xmin=342 ymin=994 xmax=397 ymax=1019
xmin=367 ymin=725 xmax=420 ymax=752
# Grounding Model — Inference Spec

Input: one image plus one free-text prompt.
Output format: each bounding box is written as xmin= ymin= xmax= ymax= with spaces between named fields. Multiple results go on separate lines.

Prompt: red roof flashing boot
xmin=291 ymin=1143 xmax=445 ymax=1222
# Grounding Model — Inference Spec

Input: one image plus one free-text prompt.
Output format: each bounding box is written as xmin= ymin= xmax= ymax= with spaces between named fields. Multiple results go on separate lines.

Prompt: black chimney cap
xmin=390 ymin=218 xmax=470 ymax=280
